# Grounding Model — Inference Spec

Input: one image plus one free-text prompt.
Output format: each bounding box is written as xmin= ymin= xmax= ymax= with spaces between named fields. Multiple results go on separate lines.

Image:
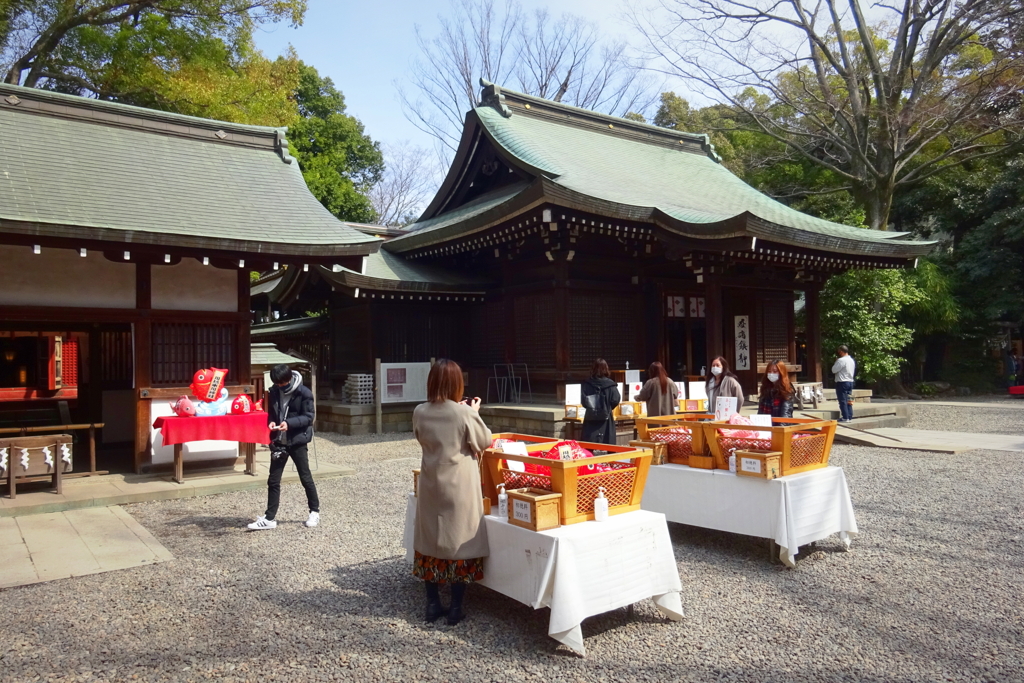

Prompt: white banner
xmin=734 ymin=315 xmax=750 ymax=370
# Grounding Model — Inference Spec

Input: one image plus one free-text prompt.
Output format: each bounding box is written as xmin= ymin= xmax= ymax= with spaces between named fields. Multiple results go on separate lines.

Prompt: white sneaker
xmin=247 ymin=516 xmax=277 ymax=530
xmin=305 ymin=511 xmax=320 ymax=528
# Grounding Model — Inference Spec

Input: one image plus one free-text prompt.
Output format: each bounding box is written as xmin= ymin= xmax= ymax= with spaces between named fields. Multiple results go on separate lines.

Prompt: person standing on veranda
xmin=637 ymin=361 xmax=679 ymax=418
xmin=413 ymin=359 xmax=492 ymax=625
xmin=832 ymin=346 xmax=857 ymax=423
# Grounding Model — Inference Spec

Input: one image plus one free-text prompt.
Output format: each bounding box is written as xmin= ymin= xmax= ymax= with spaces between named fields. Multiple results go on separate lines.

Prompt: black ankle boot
xmin=446 ymin=583 xmax=466 ymax=625
xmin=424 ymin=581 xmax=447 ymax=623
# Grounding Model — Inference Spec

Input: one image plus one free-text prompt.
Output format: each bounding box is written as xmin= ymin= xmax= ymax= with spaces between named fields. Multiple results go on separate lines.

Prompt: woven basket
xmin=647 ymin=427 xmax=694 ymax=465
xmin=502 ymin=462 xmax=637 ymax=515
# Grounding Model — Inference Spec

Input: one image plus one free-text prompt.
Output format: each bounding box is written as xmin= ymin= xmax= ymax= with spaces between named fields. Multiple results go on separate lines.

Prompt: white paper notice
xmin=501 ymin=441 xmax=528 ymax=472
xmin=512 ymin=499 xmax=532 ymax=524
xmin=676 ymin=381 xmax=686 ymax=399
xmin=565 ymin=384 xmax=581 ymax=405
xmin=715 ymin=396 xmax=738 ymax=421
xmin=750 ymin=414 xmax=773 ymax=427
xmin=629 ymin=382 xmax=643 ymax=401
xmin=688 ymin=382 xmax=708 ymax=401
xmin=625 ymin=370 xmax=641 ymax=384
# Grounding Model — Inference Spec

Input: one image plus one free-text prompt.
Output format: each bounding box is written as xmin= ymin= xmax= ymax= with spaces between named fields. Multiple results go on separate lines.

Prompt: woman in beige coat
xmin=413 ymin=359 xmax=492 ymax=625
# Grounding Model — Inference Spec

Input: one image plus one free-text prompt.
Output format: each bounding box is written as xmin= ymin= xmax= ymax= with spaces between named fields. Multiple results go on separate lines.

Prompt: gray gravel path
xmin=904 ymin=402 xmax=1024 ymax=434
xmin=2 ymin=414 xmax=1023 ymax=682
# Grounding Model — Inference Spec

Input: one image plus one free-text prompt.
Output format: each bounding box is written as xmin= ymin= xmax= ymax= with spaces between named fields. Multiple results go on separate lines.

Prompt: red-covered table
xmin=152 ymin=413 xmax=270 ymax=483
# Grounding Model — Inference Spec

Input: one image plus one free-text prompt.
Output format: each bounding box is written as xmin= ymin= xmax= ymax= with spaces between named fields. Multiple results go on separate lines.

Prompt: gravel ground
xmin=905 ymin=400 xmax=1024 ymax=434
xmin=2 ymin=406 xmax=1024 ymax=683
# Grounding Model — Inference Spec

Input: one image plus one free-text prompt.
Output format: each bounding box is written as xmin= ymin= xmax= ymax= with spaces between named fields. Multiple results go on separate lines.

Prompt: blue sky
xmin=253 ymin=0 xmax=655 ymax=150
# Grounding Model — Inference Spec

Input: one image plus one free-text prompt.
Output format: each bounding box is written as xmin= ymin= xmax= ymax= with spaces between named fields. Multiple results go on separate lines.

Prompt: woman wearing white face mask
xmin=706 ymin=356 xmax=744 ymax=411
xmin=758 ymin=360 xmax=794 ymax=418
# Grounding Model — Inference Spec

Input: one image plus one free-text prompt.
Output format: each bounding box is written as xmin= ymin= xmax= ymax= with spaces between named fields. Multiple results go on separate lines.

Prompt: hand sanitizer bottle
xmin=729 ymin=453 xmax=737 ymax=473
xmin=593 ymin=486 xmax=609 ymax=522
xmin=497 ymin=484 xmax=508 ymax=519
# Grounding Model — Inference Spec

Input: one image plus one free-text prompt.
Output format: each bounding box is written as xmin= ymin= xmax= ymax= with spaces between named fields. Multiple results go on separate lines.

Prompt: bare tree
xmin=369 ymin=141 xmax=440 ymax=227
xmin=631 ymin=0 xmax=1024 ymax=230
xmin=400 ymin=0 xmax=660 ymax=160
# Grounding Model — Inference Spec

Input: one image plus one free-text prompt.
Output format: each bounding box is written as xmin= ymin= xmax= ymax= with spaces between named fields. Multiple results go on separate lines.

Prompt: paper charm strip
xmin=20 ymin=448 xmax=30 ymax=471
xmin=0 ymin=447 xmax=7 ymax=474
xmin=61 ymin=443 xmax=72 ymax=465
xmin=43 ymin=445 xmax=53 ymax=469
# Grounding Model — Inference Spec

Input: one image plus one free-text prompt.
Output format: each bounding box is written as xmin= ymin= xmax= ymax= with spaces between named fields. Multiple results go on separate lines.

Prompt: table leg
xmin=245 ymin=443 xmax=255 ymax=476
xmin=8 ymin=463 xmax=15 ymax=499
xmin=173 ymin=444 xmax=183 ymax=484
xmin=54 ymin=457 xmax=62 ymax=495
xmin=89 ymin=425 xmax=97 ymax=475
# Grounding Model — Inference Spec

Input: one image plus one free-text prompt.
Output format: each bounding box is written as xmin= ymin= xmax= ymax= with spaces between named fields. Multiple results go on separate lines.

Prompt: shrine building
xmin=0 ymin=83 xmax=379 ymax=474
xmin=255 ymin=80 xmax=933 ymax=409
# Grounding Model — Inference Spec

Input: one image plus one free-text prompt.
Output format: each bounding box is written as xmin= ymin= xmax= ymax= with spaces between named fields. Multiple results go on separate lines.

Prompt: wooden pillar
xmin=554 ymin=259 xmax=569 ymax=372
xmin=704 ymin=277 xmax=724 ymax=361
xmin=133 ymin=262 xmax=152 ymax=474
xmin=237 ymin=269 xmax=252 ymax=384
xmin=804 ymin=284 xmax=823 ymax=383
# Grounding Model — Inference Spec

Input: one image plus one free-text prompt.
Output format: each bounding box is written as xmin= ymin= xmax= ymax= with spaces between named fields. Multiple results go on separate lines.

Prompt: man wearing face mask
xmin=832 ymin=346 xmax=856 ymax=422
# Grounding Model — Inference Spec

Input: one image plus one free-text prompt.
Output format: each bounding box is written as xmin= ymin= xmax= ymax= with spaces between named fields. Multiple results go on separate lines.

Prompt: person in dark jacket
xmin=757 ymin=359 xmax=794 ymax=418
xmin=248 ymin=364 xmax=320 ymax=530
xmin=581 ymin=358 xmax=621 ymax=444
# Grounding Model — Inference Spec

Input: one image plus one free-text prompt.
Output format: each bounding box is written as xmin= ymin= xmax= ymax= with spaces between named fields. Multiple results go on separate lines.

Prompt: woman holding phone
xmin=412 ymin=359 xmax=492 ymax=625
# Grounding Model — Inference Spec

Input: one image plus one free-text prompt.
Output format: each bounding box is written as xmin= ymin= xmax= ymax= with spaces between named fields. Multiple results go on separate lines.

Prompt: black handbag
xmin=582 ymin=387 xmax=610 ymax=421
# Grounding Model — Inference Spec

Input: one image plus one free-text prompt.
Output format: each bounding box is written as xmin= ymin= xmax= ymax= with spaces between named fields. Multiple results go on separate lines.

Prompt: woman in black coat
xmin=581 ymin=358 xmax=621 ymax=445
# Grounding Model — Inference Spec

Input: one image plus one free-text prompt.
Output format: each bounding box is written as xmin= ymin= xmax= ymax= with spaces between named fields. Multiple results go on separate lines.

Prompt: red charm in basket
xmin=719 ymin=413 xmax=761 ymax=439
xmin=544 ymin=441 xmax=595 ymax=461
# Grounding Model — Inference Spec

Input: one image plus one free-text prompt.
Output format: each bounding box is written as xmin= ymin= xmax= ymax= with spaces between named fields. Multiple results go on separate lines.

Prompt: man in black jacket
xmin=248 ymin=364 xmax=320 ymax=530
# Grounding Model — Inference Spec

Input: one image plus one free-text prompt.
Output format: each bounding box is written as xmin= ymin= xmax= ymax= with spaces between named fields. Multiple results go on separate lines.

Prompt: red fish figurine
xmin=190 ymin=368 xmax=228 ymax=403
xmin=169 ymin=395 xmax=196 ymax=417
xmin=231 ymin=394 xmax=254 ymax=415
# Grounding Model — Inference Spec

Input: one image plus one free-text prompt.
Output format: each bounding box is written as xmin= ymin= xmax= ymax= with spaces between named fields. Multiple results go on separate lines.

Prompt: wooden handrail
xmin=0 ymin=422 xmax=104 ymax=435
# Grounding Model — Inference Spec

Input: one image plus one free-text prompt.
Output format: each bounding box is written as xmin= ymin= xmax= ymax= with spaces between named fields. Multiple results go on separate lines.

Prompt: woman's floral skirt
xmin=412 ymin=551 xmax=484 ymax=584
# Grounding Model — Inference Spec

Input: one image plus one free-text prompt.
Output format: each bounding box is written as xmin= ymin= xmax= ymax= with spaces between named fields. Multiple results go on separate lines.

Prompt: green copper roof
xmin=0 ymin=84 xmax=379 ymax=258
xmin=390 ymin=83 xmax=932 ymax=258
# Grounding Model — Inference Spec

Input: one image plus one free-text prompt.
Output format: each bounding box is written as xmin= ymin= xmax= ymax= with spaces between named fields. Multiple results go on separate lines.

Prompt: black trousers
xmin=265 ymin=442 xmax=319 ymax=520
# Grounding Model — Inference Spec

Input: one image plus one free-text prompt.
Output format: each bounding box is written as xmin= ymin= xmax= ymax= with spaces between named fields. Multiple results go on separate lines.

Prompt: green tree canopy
xmin=288 ymin=63 xmax=384 ymax=223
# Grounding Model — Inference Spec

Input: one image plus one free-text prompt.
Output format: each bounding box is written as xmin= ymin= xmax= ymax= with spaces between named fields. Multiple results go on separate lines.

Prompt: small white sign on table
xmin=565 ymin=384 xmax=582 ymax=405
xmin=715 ymin=396 xmax=738 ymax=421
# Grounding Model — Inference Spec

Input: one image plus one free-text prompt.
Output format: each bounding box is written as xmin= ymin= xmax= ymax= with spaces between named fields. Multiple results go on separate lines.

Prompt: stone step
xmin=795 ymin=402 xmax=909 ymax=421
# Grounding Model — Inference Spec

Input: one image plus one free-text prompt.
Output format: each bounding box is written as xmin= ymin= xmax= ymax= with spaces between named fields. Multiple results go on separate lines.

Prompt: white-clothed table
xmin=403 ymin=493 xmax=682 ymax=655
xmin=641 ymin=464 xmax=857 ymax=567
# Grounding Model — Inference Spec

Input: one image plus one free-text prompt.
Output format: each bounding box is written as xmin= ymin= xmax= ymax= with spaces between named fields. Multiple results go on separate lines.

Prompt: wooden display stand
xmin=2 ymin=434 xmax=73 ymax=498
xmin=702 ymin=418 xmax=837 ymax=474
xmin=480 ymin=439 xmax=653 ymax=525
xmin=637 ymin=414 xmax=714 ymax=441
xmin=613 ymin=401 xmax=644 ymax=419
xmin=629 ymin=440 xmax=666 ymax=465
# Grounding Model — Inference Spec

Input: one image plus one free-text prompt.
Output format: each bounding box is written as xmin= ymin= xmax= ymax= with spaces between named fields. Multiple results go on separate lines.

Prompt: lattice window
xmin=757 ymin=299 xmax=790 ymax=364
xmin=473 ymin=302 xmax=505 ymax=367
xmin=152 ymin=323 xmax=235 ymax=386
xmin=514 ymin=293 xmax=555 ymax=368
xmin=569 ymin=293 xmax=634 ymax=368
xmin=100 ymin=330 xmax=133 ymax=386
xmin=62 ymin=338 xmax=79 ymax=387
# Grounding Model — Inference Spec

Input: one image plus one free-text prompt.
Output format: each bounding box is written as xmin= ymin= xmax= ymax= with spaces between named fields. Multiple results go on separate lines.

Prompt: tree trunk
xmin=854 ymin=182 xmax=895 ymax=231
